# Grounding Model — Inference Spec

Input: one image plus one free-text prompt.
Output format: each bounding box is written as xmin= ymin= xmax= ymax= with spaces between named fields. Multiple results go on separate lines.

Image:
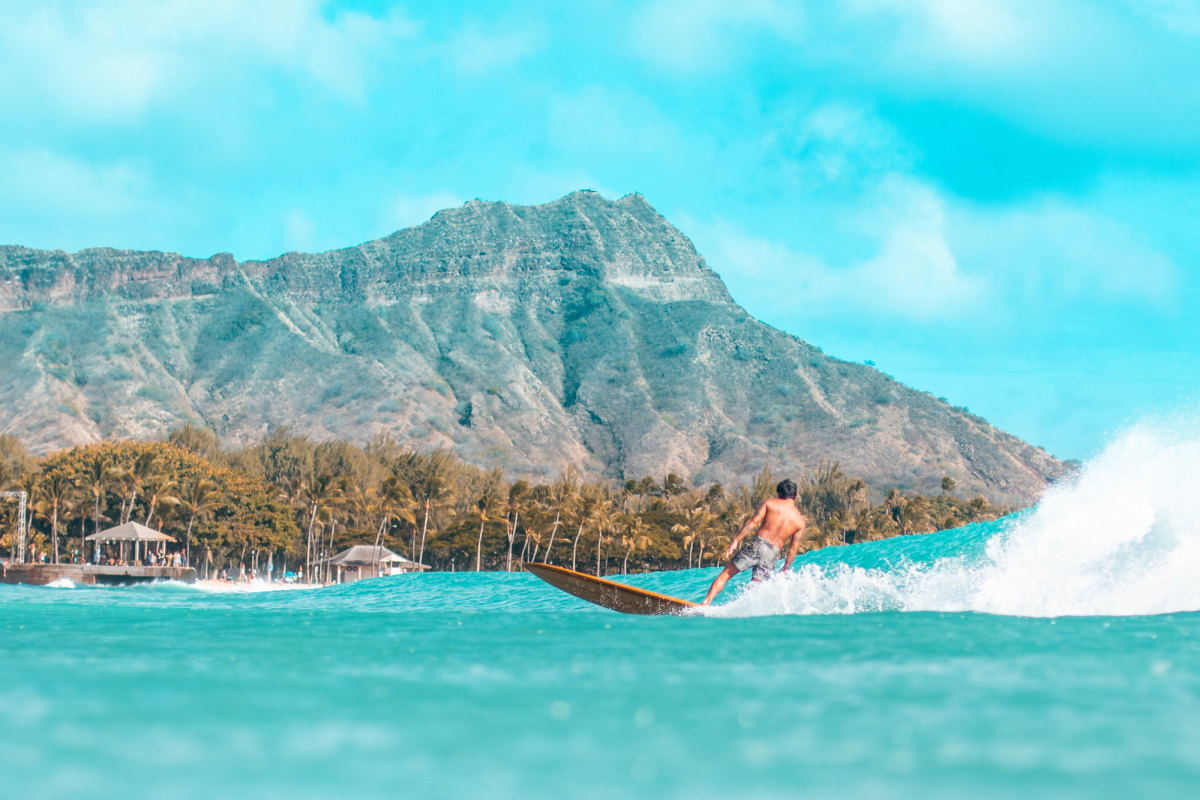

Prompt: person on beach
xmin=701 ymin=479 xmax=807 ymax=605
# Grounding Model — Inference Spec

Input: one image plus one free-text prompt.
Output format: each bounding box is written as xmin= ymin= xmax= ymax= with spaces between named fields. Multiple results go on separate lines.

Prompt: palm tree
xmin=405 ymin=451 xmax=456 ymax=568
xmin=320 ymin=485 xmax=347 ymax=584
xmin=120 ymin=450 xmax=161 ymax=523
xmin=176 ymin=477 xmax=219 ymax=566
xmin=111 ymin=467 xmax=134 ymax=526
xmin=504 ymin=481 xmax=529 ymax=572
xmin=65 ymin=495 xmax=89 ymax=563
xmin=525 ymin=531 xmax=544 ymax=565
xmin=35 ymin=470 xmax=75 ymax=565
xmin=473 ymin=473 xmax=502 ymax=571
xmin=517 ymin=497 xmax=547 ymax=567
xmin=621 ymin=517 xmax=651 ymax=574
xmin=710 ymin=535 xmax=732 ymax=567
xmin=76 ymin=453 xmax=112 ymax=563
xmin=591 ymin=503 xmax=615 ymax=577
xmin=542 ymin=468 xmax=579 ymax=565
xmin=300 ymin=471 xmax=341 ymax=582
xmin=0 ymin=458 xmax=16 ymax=493
xmin=571 ymin=487 xmax=602 ymax=572
xmin=673 ymin=503 xmax=713 ymax=570
xmin=662 ymin=472 xmax=688 ymax=504
xmin=314 ymin=474 xmax=361 ymax=583
xmin=681 ymin=533 xmax=696 ymax=568
xmin=374 ymin=474 xmax=416 ymax=568
xmin=697 ymin=530 xmax=733 ymax=569
xmin=142 ymin=474 xmax=180 ymax=530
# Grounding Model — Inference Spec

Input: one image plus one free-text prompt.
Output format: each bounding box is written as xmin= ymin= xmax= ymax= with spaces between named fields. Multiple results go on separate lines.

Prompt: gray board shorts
xmin=731 ymin=538 xmax=780 ymax=581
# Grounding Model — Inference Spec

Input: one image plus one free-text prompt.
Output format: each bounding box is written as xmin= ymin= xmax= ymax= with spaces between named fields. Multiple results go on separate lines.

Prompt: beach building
xmin=2 ymin=519 xmax=195 ymax=585
xmin=318 ymin=545 xmax=429 ymax=583
xmin=86 ymin=521 xmax=175 ymax=565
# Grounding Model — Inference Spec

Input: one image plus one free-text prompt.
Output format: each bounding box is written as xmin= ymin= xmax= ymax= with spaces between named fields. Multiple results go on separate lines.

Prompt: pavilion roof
xmin=85 ymin=521 xmax=176 ymax=542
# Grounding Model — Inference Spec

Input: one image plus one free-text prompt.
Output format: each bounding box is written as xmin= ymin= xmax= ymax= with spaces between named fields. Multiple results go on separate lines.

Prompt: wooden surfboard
xmin=525 ymin=562 xmax=699 ymax=615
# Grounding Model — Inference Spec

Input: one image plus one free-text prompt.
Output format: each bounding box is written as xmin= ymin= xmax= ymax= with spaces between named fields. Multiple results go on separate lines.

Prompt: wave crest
xmin=713 ymin=420 xmax=1200 ymax=618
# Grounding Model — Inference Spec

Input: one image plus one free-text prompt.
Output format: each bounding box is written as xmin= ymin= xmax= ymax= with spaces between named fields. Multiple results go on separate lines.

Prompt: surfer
xmin=701 ymin=479 xmax=806 ymax=605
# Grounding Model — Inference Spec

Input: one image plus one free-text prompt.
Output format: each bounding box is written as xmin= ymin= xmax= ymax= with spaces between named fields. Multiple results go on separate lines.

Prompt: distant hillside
xmin=0 ymin=190 xmax=1064 ymax=503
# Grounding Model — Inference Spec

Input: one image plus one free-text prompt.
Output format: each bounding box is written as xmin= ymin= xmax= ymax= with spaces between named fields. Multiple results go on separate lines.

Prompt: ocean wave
xmin=713 ymin=418 xmax=1200 ymax=618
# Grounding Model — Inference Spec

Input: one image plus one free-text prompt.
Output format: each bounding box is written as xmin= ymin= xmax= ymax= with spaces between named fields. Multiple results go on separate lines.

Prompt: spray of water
xmin=712 ymin=419 xmax=1200 ymax=618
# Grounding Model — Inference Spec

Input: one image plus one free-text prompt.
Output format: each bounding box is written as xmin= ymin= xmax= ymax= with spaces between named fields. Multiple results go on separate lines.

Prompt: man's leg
xmin=702 ymin=563 xmax=739 ymax=606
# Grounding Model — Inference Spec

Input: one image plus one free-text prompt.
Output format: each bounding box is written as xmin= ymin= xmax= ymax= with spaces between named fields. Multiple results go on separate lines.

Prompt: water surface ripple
xmin=9 ymin=431 xmax=1200 ymax=798
xmin=3 ymin=523 xmax=1199 ymax=799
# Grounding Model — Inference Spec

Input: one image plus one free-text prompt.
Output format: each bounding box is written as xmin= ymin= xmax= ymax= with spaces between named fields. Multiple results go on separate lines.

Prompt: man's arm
xmin=781 ymin=517 xmax=807 ymax=572
xmin=724 ymin=503 xmax=767 ymax=559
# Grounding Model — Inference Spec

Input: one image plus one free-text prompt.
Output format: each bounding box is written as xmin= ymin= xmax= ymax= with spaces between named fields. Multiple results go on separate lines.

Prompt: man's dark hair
xmin=776 ymin=479 xmax=798 ymax=499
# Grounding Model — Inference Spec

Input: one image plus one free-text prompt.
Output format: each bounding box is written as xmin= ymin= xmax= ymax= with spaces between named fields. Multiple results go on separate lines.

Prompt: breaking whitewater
xmin=709 ymin=418 xmax=1200 ymax=619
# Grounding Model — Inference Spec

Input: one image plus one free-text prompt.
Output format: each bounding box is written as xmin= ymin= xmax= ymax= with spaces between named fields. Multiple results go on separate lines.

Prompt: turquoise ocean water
xmin=4 ymin=425 xmax=1200 ymax=798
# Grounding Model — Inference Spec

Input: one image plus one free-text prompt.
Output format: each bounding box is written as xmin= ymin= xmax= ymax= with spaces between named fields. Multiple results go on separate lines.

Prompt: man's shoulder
xmin=774 ymin=498 xmax=805 ymax=520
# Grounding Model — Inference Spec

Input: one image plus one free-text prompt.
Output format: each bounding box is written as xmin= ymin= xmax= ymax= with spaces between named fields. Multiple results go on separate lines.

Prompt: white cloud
xmin=0 ymin=148 xmax=150 ymax=219
xmin=748 ymin=102 xmax=914 ymax=192
xmin=706 ymin=176 xmax=984 ymax=323
xmin=0 ymin=1 xmax=419 ymax=122
xmin=841 ymin=0 xmax=1044 ymax=70
xmin=828 ymin=1 xmax=1200 ymax=151
xmin=445 ymin=24 xmax=545 ymax=76
xmin=699 ymin=172 xmax=1180 ymax=332
xmin=631 ymin=0 xmax=802 ymax=73
xmin=949 ymin=199 xmax=1180 ymax=308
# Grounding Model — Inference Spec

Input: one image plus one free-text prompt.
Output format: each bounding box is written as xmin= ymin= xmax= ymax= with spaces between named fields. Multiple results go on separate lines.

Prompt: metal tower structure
xmin=1 ymin=491 xmax=28 ymax=563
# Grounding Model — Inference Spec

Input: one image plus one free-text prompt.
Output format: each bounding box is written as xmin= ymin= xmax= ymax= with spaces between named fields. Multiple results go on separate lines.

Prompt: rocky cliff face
xmin=0 ymin=191 xmax=1064 ymax=503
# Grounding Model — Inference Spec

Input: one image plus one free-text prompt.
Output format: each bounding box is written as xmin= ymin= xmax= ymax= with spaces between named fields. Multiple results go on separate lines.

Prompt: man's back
xmin=755 ymin=497 xmax=806 ymax=549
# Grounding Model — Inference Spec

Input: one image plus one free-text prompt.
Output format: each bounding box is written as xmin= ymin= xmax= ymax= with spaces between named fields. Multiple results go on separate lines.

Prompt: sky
xmin=1 ymin=0 xmax=1198 ymax=461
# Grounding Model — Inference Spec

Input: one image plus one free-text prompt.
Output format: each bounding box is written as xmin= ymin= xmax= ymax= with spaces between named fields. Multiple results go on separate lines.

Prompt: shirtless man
xmin=701 ymin=479 xmax=807 ymax=605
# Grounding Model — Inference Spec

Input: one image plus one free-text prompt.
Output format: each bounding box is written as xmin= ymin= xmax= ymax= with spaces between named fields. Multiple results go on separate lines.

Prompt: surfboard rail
xmin=525 ymin=562 xmax=699 ymax=615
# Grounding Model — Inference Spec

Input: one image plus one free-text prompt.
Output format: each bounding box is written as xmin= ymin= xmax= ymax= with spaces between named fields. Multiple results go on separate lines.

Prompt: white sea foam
xmin=191 ymin=579 xmax=309 ymax=594
xmin=45 ymin=578 xmax=75 ymax=589
xmin=712 ymin=417 xmax=1200 ymax=618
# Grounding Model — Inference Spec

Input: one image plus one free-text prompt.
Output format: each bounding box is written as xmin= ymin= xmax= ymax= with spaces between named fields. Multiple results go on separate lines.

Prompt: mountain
xmin=0 ymin=190 xmax=1064 ymax=503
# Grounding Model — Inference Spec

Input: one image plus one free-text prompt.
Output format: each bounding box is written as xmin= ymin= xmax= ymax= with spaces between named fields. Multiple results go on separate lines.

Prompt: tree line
xmin=0 ymin=426 xmax=1010 ymax=580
